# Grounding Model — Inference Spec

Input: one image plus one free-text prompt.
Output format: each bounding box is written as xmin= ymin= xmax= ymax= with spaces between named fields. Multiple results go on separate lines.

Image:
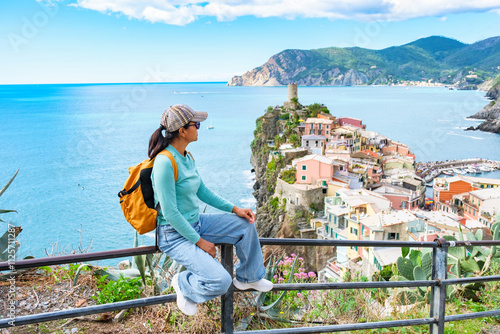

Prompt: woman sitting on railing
xmin=148 ymin=104 xmax=273 ymax=316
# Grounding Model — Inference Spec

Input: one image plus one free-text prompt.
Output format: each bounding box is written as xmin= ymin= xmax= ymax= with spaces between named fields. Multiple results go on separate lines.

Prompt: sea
xmin=1 ymin=83 xmax=499 ymax=261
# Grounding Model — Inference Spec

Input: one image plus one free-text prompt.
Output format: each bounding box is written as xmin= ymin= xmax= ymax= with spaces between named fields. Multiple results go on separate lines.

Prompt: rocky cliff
xmin=251 ymin=108 xmax=287 ymax=237
xmin=250 ymin=107 xmax=334 ymax=273
xmin=468 ymin=76 xmax=500 ymax=134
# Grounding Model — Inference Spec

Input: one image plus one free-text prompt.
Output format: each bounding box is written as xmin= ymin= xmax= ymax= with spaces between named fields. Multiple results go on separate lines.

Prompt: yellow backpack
xmin=118 ymin=150 xmax=178 ymax=235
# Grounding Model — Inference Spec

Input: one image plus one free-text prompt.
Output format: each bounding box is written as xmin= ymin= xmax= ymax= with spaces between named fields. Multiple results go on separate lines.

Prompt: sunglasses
xmin=186 ymin=122 xmax=200 ymax=129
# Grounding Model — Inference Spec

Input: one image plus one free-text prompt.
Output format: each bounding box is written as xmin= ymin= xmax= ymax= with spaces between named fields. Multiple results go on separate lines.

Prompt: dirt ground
xmin=0 ymin=267 xmax=232 ymax=334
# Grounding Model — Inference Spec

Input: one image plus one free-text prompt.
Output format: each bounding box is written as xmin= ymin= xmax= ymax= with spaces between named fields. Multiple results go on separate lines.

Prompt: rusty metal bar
xmin=0 ymin=294 xmax=175 ymax=328
xmin=429 ymin=238 xmax=448 ymax=334
xmin=235 ymin=318 xmax=437 ymax=333
xmin=221 ymin=244 xmax=234 ymax=334
xmin=0 ymin=246 xmax=157 ymax=271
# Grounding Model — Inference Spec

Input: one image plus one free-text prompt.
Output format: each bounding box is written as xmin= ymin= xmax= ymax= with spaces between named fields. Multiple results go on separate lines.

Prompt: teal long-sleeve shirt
xmin=151 ymin=145 xmax=235 ymax=244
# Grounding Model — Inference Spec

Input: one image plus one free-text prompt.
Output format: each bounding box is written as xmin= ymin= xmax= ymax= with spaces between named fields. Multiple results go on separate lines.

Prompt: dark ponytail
xmin=148 ymin=124 xmax=189 ymax=159
xmin=148 ymin=122 xmax=189 ymax=159
xmin=149 ymin=125 xmax=174 ymax=159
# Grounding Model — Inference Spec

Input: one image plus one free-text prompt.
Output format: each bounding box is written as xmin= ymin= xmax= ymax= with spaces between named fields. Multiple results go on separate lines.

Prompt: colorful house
xmin=301 ymin=134 xmax=326 ymax=154
xmin=463 ymin=188 xmax=500 ymax=229
xmin=323 ymin=189 xmax=392 ymax=260
xmin=359 ymin=130 xmax=388 ymax=152
xmin=295 ymin=154 xmax=335 ymax=185
xmin=318 ymin=112 xmax=335 ymax=121
xmin=433 ymin=176 xmax=478 ymax=206
xmin=330 ymin=126 xmax=362 ymax=153
xmin=304 ymin=118 xmax=334 ymax=139
xmin=338 ymin=117 xmax=365 ymax=129
xmin=372 ymin=179 xmax=425 ymax=210
xmin=381 ymin=141 xmax=415 ymax=160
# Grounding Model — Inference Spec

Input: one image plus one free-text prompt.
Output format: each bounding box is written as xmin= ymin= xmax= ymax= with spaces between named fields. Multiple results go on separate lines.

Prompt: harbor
xmin=415 ymin=158 xmax=500 ymax=183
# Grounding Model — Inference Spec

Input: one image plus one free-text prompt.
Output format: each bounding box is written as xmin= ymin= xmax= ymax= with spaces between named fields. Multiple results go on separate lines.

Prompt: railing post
xmin=430 ymin=238 xmax=448 ymax=334
xmin=220 ymin=244 xmax=234 ymax=334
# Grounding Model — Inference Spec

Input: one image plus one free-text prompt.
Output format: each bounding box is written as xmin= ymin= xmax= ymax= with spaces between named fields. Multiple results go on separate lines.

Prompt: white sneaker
xmin=172 ymin=274 xmax=197 ymax=316
xmin=232 ymin=277 xmax=273 ymax=292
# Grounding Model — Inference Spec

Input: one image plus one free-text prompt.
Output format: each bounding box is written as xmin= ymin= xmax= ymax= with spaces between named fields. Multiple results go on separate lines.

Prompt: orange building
xmin=433 ymin=176 xmax=478 ymax=205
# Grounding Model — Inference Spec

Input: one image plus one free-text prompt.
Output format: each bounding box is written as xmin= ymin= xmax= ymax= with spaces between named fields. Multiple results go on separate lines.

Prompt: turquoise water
xmin=1 ymin=83 xmax=499 ymax=259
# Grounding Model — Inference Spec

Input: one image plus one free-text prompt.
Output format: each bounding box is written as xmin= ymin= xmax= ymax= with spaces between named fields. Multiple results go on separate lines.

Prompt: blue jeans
xmin=157 ymin=213 xmax=266 ymax=304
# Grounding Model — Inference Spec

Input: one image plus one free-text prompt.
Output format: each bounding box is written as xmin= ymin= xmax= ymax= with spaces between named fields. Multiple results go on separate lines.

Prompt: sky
xmin=1 ymin=0 xmax=500 ymax=84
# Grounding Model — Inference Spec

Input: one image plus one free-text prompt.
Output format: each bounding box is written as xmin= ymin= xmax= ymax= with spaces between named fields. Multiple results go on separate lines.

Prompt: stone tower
xmin=288 ymin=83 xmax=298 ymax=102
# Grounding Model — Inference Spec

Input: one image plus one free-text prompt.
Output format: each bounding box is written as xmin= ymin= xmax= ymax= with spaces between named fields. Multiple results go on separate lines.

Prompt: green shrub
xmin=267 ymin=159 xmax=276 ymax=174
xmin=269 ymin=197 xmax=280 ymax=211
xmin=92 ymin=275 xmax=143 ymax=304
xmin=280 ymin=168 xmax=296 ymax=184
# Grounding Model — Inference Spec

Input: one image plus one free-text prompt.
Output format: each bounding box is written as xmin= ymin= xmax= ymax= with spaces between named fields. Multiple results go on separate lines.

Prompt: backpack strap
xmin=154 ymin=150 xmax=178 ymax=252
xmin=158 ymin=150 xmax=178 ymax=182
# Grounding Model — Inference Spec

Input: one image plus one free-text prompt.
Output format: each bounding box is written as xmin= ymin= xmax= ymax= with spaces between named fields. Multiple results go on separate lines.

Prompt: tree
xmin=307 ymin=103 xmax=330 ymax=117
xmin=289 ymin=134 xmax=300 ymax=147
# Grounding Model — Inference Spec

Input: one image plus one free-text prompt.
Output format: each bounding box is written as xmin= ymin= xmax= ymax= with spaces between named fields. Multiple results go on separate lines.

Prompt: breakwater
xmin=415 ymin=159 xmax=500 ymax=183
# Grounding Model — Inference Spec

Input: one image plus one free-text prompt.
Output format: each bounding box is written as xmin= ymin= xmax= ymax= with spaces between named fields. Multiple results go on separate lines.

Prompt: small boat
xmin=442 ymin=170 xmax=453 ymax=176
xmin=207 ymin=119 xmax=214 ymax=130
xmin=464 ymin=167 xmax=475 ymax=174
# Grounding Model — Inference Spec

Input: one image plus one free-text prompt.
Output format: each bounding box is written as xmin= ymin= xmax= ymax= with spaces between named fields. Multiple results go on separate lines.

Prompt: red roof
xmin=360 ymin=149 xmax=380 ymax=158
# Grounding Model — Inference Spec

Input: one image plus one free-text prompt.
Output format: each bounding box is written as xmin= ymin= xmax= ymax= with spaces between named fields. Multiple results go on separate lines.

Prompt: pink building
xmin=367 ymin=167 xmax=383 ymax=183
xmin=295 ymin=154 xmax=335 ymax=185
xmin=382 ymin=142 xmax=414 ymax=158
xmin=304 ymin=118 xmax=334 ymax=139
xmin=338 ymin=117 xmax=365 ymax=129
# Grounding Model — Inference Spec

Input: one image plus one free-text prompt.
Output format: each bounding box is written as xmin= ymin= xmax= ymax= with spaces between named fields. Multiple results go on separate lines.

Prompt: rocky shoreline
xmin=466 ymin=77 xmax=500 ymax=134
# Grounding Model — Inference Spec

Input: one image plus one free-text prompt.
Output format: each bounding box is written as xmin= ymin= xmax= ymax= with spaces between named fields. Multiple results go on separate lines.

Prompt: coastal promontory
xmin=228 ymin=36 xmax=500 ymax=88
xmin=468 ymin=74 xmax=500 ymax=134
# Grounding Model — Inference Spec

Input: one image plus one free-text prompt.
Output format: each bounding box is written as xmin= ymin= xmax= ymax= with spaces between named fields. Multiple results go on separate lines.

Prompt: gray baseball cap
xmin=160 ymin=104 xmax=208 ymax=132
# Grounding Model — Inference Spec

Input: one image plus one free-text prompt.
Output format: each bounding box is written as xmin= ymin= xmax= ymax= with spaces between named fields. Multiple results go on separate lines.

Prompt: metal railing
xmin=1 ymin=238 xmax=500 ymax=334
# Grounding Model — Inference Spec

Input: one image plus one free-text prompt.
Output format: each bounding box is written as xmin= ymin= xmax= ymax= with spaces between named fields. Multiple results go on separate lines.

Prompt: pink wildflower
xmin=273 ymin=275 xmax=278 ymax=279
xmin=298 ymin=268 xmax=305 ymax=273
xmin=300 ymin=272 xmax=308 ymax=279
xmin=323 ymin=292 xmax=327 ymax=296
xmin=294 ymin=273 xmax=300 ymax=277
xmin=278 ymin=277 xmax=284 ymax=283
xmin=298 ymin=257 xmax=304 ymax=262
xmin=291 ymin=253 xmax=297 ymax=258
xmin=297 ymin=292 xmax=303 ymax=298
xmin=283 ymin=270 xmax=289 ymax=276
xmin=308 ymin=272 xmax=316 ymax=278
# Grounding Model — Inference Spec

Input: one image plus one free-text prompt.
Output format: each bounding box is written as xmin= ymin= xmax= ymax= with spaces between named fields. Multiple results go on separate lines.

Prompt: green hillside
xmin=229 ymin=35 xmax=500 ymax=87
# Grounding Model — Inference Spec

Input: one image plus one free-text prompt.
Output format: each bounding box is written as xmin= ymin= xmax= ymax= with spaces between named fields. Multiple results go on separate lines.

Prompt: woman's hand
xmin=196 ymin=237 xmax=216 ymax=258
xmin=232 ymin=206 xmax=256 ymax=224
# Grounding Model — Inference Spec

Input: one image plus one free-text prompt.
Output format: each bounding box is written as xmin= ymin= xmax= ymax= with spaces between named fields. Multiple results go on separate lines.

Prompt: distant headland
xmin=228 ymin=35 xmax=500 ymax=90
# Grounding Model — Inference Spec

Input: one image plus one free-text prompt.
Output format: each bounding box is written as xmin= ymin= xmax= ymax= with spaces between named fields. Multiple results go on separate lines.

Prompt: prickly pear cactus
xmin=491 ymin=222 xmax=500 ymax=258
xmin=421 ymin=252 xmax=433 ymax=279
xmin=397 ymin=257 xmax=415 ymax=280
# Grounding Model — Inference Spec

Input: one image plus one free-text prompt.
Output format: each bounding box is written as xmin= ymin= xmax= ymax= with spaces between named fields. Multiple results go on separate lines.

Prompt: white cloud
xmin=68 ymin=0 xmax=500 ymax=25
